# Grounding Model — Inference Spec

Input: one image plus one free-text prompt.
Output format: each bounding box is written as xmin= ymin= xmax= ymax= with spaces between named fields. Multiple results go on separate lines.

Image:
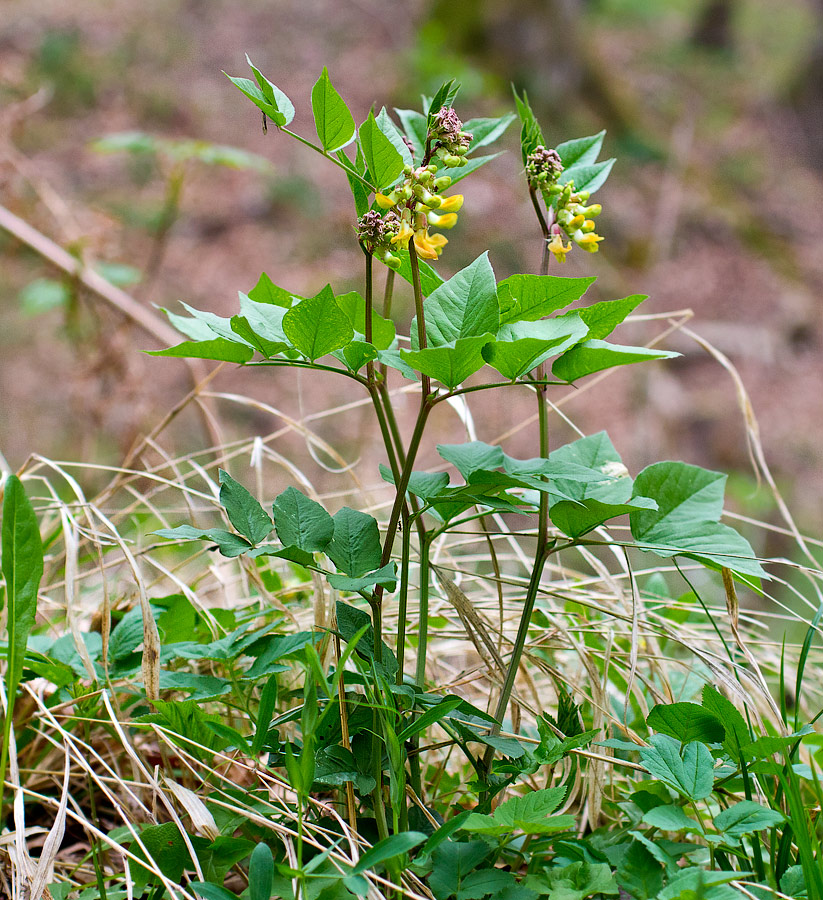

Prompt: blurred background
xmin=2 ymin=0 xmax=823 ymax=561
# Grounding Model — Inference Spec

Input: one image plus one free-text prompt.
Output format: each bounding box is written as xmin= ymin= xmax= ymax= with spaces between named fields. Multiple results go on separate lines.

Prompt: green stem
xmin=408 ymin=241 xmax=432 ymax=400
xmin=415 ymin=536 xmax=432 ymax=688
xmin=280 ymin=127 xmax=376 ymax=191
xmin=396 ymin=507 xmax=412 ymax=685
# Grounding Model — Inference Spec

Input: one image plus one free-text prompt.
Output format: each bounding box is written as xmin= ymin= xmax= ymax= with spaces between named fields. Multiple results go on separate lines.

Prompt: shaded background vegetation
xmin=2 ymin=0 xmax=823 ymax=551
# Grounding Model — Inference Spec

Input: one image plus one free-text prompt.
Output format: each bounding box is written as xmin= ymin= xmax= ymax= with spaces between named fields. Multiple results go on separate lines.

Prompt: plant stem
xmin=408 ymin=241 xmax=432 ymax=400
xmin=415 ymin=536 xmax=432 ymax=688
xmin=280 ymin=127 xmax=376 ymax=191
xmin=396 ymin=507 xmax=412 ymax=684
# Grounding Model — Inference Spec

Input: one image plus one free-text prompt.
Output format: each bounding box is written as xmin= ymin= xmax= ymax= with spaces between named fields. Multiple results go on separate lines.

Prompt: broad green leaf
xmin=282 ymin=285 xmax=354 ymax=361
xmin=130 ymin=822 xmax=192 ymax=885
xmin=561 ymin=158 xmax=615 ymax=195
xmin=555 ymin=131 xmax=605 ymax=168
xmin=414 ymin=252 xmax=498 ymax=347
xmin=616 ymin=842 xmax=663 ymax=900
xmin=379 ymin=464 xmax=450 ymax=501
xmin=218 ymin=470 xmax=272 ymax=544
xmin=463 ymin=113 xmax=517 ymax=150
xmin=400 ymin=334 xmax=492 ymax=389
xmin=713 ymin=800 xmax=784 ymax=843
xmin=438 ymin=151 xmax=504 ymax=187
xmin=335 ymin=291 xmax=396 ymax=349
xmin=579 ymin=294 xmax=646 ymax=340
xmin=646 ymin=702 xmax=726 ymax=745
xmin=701 ymin=685 xmax=749 ymax=762
xmin=173 ymin=301 xmax=255 ymax=346
xmin=437 ymin=442 xmax=505 ymax=479
xmin=456 ymin=869 xmax=517 ymax=900
xmin=161 ymin=307 xmax=218 ymax=342
xmin=338 ymin=340 xmax=377 ymax=373
xmin=252 ymin=674 xmax=280 ymax=756
xmin=740 ymin=726 xmax=813 ymax=758
xmin=393 ymin=108 xmax=428 ymax=159
xmin=461 ymin=787 xmax=570 ymax=835
xmin=375 ymin=107 xmax=413 ymax=167
xmin=639 ymin=734 xmax=714 ymax=801
xmin=247 ymin=272 xmax=300 ymax=307
xmin=229 ymin=316 xmax=288 ymax=358
xmin=359 ymin=112 xmax=404 ymax=189
xmin=326 ymin=562 xmax=397 ymax=593
xmin=272 ymin=487 xmax=333 ymax=553
xmin=337 ymin=146 xmax=371 ymax=217
xmin=248 ymin=843 xmax=274 ymax=900
xmin=237 ymin=292 xmax=292 ymax=344
xmin=326 ymin=508 xmax=382 ymax=577
xmin=314 ymin=745 xmax=375 ymax=795
xmin=527 ymin=861 xmax=618 ymax=900
xmin=482 ymin=314 xmax=588 ymax=379
xmin=550 ymin=496 xmax=657 ymax=539
xmin=641 ymin=805 xmax=702 ymax=833
xmin=191 ymin=882 xmax=241 ymax=900
xmin=497 ymin=274 xmax=595 ymax=325
xmin=335 ymin=601 xmax=398 ymax=677
xmin=428 ymin=841 xmax=490 ymax=899
xmin=1 ymin=476 xmax=42 ymax=708
xmin=553 ymin=339 xmax=678 ymax=382
xmin=158 ymin=670 xmax=232 ymax=700
xmin=630 ymin=462 xmax=765 ymax=577
xmin=153 ymin=525 xmax=253 ymax=557
xmin=225 ymin=58 xmax=294 ymax=127
xmin=352 ymin=831 xmax=427 ymax=875
xmin=147 ymin=339 xmax=254 ymax=364
xmin=245 ymin=544 xmax=314 ymax=567
xmin=311 ymin=67 xmax=355 ymax=152
xmin=393 ymin=249 xmax=444 ymax=296
xmin=658 ymin=868 xmax=752 ymax=900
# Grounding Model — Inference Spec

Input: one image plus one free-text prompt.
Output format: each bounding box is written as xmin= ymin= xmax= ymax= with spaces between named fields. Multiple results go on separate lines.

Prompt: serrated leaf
xmin=561 ymin=158 xmax=615 ymax=195
xmin=457 ymin=869 xmax=517 ymax=900
xmin=359 ymin=112 xmax=405 ymax=189
xmin=147 ymin=339 xmax=254 ymax=364
xmin=400 ymin=334 xmax=493 ymax=389
xmin=555 ymin=131 xmax=606 ymax=168
xmin=497 ymin=274 xmax=595 ymax=325
xmin=647 ymin=702 xmax=725 ymax=745
xmin=311 ymin=67 xmax=355 ymax=152
xmin=326 ymin=508 xmax=382 ymax=577
xmin=218 ymin=470 xmax=272 ymax=544
xmin=482 ymin=314 xmax=588 ymax=379
xmin=553 ymin=339 xmax=679 ymax=382
xmin=272 ymin=487 xmax=334 ymax=553
xmin=701 ymin=685 xmax=750 ymax=762
xmin=639 ymin=734 xmax=715 ymax=801
xmin=713 ymin=800 xmax=784 ymax=843
xmin=414 ymin=252 xmax=498 ymax=347
xmin=616 ymin=842 xmax=663 ymax=900
xmin=282 ymin=285 xmax=353 ymax=361
xmin=630 ymin=462 xmax=765 ymax=577
xmin=579 ymin=294 xmax=646 ymax=339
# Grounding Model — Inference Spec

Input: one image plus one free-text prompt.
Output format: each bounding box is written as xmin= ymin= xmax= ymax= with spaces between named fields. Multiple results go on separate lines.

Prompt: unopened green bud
xmin=435 ymin=175 xmax=452 ymax=191
xmin=380 ymin=249 xmax=402 ymax=270
xmin=403 ymin=165 xmax=414 ymax=176
xmin=443 ymin=153 xmax=463 ymax=167
xmin=584 ymin=204 xmax=602 ymax=217
xmin=427 ymin=164 xmax=437 ymax=174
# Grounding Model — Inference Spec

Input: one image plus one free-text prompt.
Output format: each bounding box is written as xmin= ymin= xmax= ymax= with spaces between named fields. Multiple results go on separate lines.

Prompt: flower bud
xmin=584 ymin=203 xmax=602 ymax=217
xmin=580 ymin=219 xmax=596 ymax=233
xmin=434 ymin=175 xmax=452 ymax=191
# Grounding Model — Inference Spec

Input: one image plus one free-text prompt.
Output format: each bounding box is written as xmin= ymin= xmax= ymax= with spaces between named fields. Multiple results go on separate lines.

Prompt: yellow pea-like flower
xmin=438 ymin=194 xmax=464 ymax=213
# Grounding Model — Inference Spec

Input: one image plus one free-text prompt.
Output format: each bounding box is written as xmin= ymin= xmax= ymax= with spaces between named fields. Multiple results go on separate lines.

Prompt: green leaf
xmin=283 ymin=285 xmax=354 ymax=361
xmin=549 ymin=496 xmax=657 ymax=539
xmin=130 ymin=822 xmax=193 ymax=885
xmin=553 ymin=339 xmax=678 ymax=382
xmin=252 ymin=674 xmax=280 ymax=756
xmin=375 ymin=107 xmax=413 ymax=167
xmin=153 ymin=525 xmax=253 ymax=558
xmin=326 ymin=562 xmax=397 ymax=593
xmin=20 ymin=278 xmax=70 ymax=315
xmin=578 ymin=294 xmax=646 ymax=340
xmin=646 ymin=702 xmax=726 ymax=745
xmin=482 ymin=314 xmax=588 ymax=379
xmin=338 ymin=147 xmax=371 ymax=217
xmin=701 ymin=685 xmax=749 ymax=762
xmin=326 ymin=508 xmax=382 ymax=577
xmin=457 ymin=869 xmax=517 ymax=900
xmin=555 ymin=131 xmax=605 ymax=169
xmin=248 ymin=843 xmax=274 ymax=900
xmin=527 ymin=861 xmax=618 ymax=900
xmin=639 ymin=734 xmax=715 ymax=801
xmin=394 ymin=108 xmax=428 ymax=159
xmin=437 ymin=442 xmax=505 ymax=479
xmin=561 ymin=159 xmax=615 ymax=195
xmin=147 ymin=339 xmax=254 ymax=364
xmin=461 ymin=787 xmax=572 ymax=835
xmin=1 ymin=476 xmax=43 ymax=707
xmin=428 ymin=841 xmax=490 ymax=899
xmin=218 ymin=470 xmax=272 ymax=544
xmin=438 ymin=152 xmax=504 ymax=187
xmin=311 ymin=67 xmax=355 ymax=152
xmin=400 ymin=334 xmax=493 ymax=389
xmin=426 ymin=80 xmax=459 ymax=123
xmin=225 ymin=59 xmax=294 ymax=127
xmin=248 ymin=272 xmax=299 ymax=307
xmin=229 ymin=316 xmax=289 ymax=358
xmin=158 ymin=670 xmax=232 ymax=701
xmin=463 ymin=113 xmax=517 ymax=150
xmin=379 ymin=465 xmax=450 ymax=501
xmin=713 ymin=800 xmax=784 ymax=843
xmin=352 ymin=831 xmax=427 ymax=875
xmin=630 ymin=462 xmax=765 ymax=577
xmin=335 ymin=601 xmax=398 ymax=677
xmin=359 ymin=112 xmax=404 ymax=190
xmin=191 ymin=882 xmax=241 ymax=900
xmin=513 ymin=87 xmax=545 ymax=165
xmin=497 ymin=274 xmax=595 ymax=325
xmin=396 ymin=696 xmax=463 ymax=742
xmin=272 ymin=487 xmax=334 ymax=553
xmin=237 ymin=291 xmax=292 ymax=345
xmin=335 ymin=291 xmax=396 ymax=349
xmin=616 ymin=842 xmax=663 ymax=900
xmin=414 ymin=252 xmax=498 ymax=347
xmin=641 ymin=804 xmax=702 ymax=833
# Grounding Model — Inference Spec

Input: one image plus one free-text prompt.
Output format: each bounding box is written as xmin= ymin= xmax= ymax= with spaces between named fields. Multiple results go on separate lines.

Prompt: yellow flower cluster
xmin=375 ymin=164 xmax=464 ymax=261
xmin=545 ymin=181 xmax=603 ymax=263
